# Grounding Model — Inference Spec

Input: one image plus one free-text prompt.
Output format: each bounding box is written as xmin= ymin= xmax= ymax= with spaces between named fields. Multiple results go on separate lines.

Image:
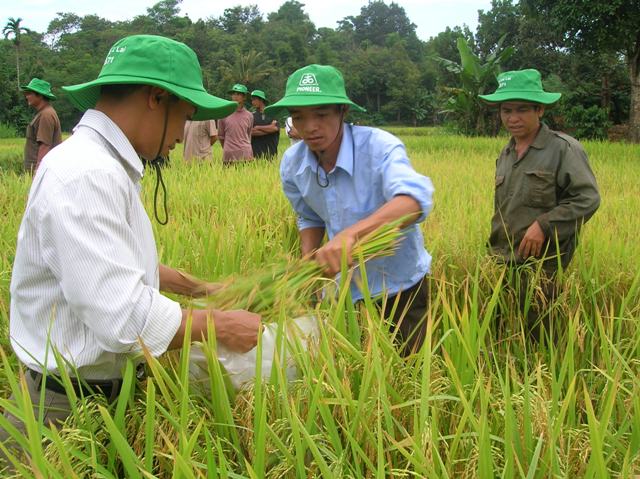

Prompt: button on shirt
xmin=10 ymin=109 xmax=182 ymax=380
xmin=281 ymin=124 xmax=434 ymax=300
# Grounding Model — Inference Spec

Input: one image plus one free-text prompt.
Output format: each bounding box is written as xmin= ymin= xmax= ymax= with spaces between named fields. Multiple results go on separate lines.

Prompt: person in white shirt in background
xmin=285 ymin=116 xmax=302 ymax=145
xmin=183 ymin=119 xmax=218 ymax=162
xmin=1 ymin=34 xmax=261 ymax=461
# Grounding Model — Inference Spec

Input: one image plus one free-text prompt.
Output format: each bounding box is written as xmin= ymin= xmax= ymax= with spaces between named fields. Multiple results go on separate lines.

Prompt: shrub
xmin=563 ymin=105 xmax=611 ymax=140
xmin=0 ymin=123 xmax=17 ymax=139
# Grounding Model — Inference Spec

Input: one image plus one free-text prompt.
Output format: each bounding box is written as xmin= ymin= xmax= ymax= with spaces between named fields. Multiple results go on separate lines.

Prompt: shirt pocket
xmin=523 ymin=170 xmax=555 ymax=209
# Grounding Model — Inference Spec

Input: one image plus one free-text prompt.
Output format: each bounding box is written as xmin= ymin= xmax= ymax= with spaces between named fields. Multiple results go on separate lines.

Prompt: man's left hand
xmin=517 ymin=221 xmax=545 ymax=259
xmin=314 ymin=232 xmax=357 ymax=277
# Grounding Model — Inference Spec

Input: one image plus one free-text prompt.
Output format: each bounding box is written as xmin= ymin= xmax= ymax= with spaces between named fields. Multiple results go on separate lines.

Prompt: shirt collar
xmin=295 ymin=122 xmax=354 ymax=177
xmin=76 ymin=109 xmax=145 ymax=180
xmin=530 ymin=122 xmax=552 ymax=150
xmin=505 ymin=122 xmax=551 ymax=154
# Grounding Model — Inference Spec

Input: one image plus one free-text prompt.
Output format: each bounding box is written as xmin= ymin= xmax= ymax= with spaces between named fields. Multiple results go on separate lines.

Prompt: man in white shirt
xmin=285 ymin=116 xmax=302 ymax=145
xmin=2 ymin=35 xmax=261 ymax=454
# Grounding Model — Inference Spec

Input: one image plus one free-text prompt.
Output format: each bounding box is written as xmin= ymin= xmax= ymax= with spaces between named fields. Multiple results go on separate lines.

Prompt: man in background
xmin=285 ymin=116 xmax=302 ymax=145
xmin=250 ymin=89 xmax=279 ymax=159
xmin=217 ymin=83 xmax=253 ymax=165
xmin=21 ymin=77 xmax=62 ymax=173
xmin=480 ymin=69 xmax=600 ymax=339
xmin=183 ymin=119 xmax=217 ymax=162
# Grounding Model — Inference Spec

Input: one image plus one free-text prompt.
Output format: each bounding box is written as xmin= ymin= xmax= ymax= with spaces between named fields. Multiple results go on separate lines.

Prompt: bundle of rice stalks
xmin=198 ymin=219 xmax=406 ymax=322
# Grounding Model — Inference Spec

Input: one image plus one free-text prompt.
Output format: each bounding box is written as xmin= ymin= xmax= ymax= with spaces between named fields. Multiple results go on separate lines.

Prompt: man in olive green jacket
xmin=480 ymin=69 xmax=600 ymax=339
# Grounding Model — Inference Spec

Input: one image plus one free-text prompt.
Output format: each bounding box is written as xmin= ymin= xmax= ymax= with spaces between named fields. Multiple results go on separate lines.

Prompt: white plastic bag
xmin=189 ymin=315 xmax=319 ymax=391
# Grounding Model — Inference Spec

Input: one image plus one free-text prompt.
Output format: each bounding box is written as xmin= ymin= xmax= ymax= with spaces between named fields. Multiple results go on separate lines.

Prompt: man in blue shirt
xmin=265 ymin=64 xmax=434 ymax=355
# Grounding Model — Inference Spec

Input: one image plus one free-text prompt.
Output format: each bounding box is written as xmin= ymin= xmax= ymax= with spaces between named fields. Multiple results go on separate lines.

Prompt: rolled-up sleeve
xmin=39 ymin=171 xmax=181 ymax=357
xmin=381 ymin=144 xmax=435 ymax=223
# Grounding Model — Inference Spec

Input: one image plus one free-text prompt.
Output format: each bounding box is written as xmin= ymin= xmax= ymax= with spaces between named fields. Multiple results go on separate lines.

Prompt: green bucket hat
xmin=251 ymin=89 xmax=267 ymax=102
xmin=62 ymin=35 xmax=237 ymax=121
xmin=22 ymin=78 xmax=56 ymax=100
xmin=229 ymin=83 xmax=249 ymax=95
xmin=479 ymin=69 xmax=561 ymax=105
xmin=264 ymin=64 xmax=365 ymax=116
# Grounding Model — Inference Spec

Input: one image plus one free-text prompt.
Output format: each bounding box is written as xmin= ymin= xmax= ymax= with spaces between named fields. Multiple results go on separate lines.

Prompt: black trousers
xmin=375 ymin=276 xmax=430 ymax=356
xmin=503 ymin=263 xmax=559 ymax=341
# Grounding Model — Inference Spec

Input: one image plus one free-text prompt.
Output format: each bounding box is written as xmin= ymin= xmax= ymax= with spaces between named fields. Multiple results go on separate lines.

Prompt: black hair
xmin=100 ymin=84 xmax=179 ymax=103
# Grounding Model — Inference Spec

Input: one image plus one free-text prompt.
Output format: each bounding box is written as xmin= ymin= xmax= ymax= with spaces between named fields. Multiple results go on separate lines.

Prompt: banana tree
xmin=434 ymin=34 xmax=514 ymax=135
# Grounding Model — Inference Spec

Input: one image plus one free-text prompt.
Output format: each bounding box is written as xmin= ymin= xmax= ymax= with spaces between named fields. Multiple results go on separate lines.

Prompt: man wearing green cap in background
xmin=266 ymin=64 xmax=434 ymax=356
xmin=2 ymin=35 xmax=261 ymax=459
xmin=21 ymin=77 xmax=62 ymax=173
xmin=250 ymin=89 xmax=280 ymax=159
xmin=217 ymin=83 xmax=254 ymax=164
xmin=479 ymin=69 xmax=600 ymax=339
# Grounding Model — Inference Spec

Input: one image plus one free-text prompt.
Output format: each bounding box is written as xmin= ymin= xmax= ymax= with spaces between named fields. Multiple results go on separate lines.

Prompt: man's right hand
xmin=213 ymin=309 xmax=262 ymax=353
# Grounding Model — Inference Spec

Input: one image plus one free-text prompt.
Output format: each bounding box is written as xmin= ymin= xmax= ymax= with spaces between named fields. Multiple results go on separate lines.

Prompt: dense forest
xmin=1 ymin=0 xmax=638 ymax=141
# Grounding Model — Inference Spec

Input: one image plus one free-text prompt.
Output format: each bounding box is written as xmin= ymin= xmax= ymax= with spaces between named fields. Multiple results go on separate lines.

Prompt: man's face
xmin=289 ymin=105 xmax=343 ymax=152
xmin=231 ymin=92 xmax=245 ymax=106
xmin=251 ymin=97 xmax=264 ymax=110
xmin=23 ymin=91 xmax=42 ymax=109
xmin=143 ymin=96 xmax=195 ymax=160
xmin=499 ymin=101 xmax=544 ymax=139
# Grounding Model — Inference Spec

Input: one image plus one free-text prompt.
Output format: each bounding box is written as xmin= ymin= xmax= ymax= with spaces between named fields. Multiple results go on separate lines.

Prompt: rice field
xmin=0 ymin=128 xmax=639 ymax=477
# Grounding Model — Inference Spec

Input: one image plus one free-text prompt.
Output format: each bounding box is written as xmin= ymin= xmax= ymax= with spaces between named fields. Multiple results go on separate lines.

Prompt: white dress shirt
xmin=10 ymin=109 xmax=182 ymax=380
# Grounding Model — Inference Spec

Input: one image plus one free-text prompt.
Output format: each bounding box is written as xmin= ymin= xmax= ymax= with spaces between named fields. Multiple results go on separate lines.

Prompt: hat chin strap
xmin=150 ymin=97 xmax=171 ymax=225
xmin=316 ymin=109 xmax=345 ymax=165
xmin=315 ymin=110 xmax=345 ymax=188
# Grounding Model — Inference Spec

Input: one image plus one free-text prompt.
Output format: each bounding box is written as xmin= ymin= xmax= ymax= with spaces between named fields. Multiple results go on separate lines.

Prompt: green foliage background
xmin=1 ymin=0 xmax=636 ymax=140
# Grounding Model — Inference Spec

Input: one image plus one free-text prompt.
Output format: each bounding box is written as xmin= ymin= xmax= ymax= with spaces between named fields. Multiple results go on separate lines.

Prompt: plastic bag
xmin=189 ymin=315 xmax=319 ymax=391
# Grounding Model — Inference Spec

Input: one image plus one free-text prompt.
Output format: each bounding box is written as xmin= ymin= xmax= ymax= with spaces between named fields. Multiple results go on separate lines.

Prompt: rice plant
xmin=0 ymin=130 xmax=638 ymax=477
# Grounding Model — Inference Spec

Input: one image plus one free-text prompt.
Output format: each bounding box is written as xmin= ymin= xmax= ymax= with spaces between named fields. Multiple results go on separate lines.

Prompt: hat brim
xmin=264 ymin=94 xmax=366 ymax=117
xmin=21 ymin=86 xmax=56 ymax=100
xmin=63 ymin=76 xmax=237 ymax=121
xmin=479 ymin=90 xmax=561 ymax=105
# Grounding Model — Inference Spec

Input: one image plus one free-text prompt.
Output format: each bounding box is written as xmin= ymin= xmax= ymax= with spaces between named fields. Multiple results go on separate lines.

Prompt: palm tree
xmin=219 ymin=50 xmax=275 ymax=87
xmin=3 ymin=17 xmax=30 ymax=88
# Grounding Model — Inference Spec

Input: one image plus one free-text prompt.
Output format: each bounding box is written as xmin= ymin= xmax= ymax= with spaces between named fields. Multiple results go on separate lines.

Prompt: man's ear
xmin=148 ymin=86 xmax=168 ymax=109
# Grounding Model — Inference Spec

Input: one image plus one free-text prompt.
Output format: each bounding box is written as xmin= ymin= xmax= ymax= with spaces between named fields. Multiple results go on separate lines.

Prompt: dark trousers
xmin=503 ymin=263 xmax=559 ymax=341
xmin=376 ymin=276 xmax=430 ymax=356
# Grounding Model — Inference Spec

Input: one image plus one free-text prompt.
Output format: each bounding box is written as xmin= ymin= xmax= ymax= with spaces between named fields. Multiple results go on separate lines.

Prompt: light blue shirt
xmin=281 ymin=124 xmax=434 ymax=300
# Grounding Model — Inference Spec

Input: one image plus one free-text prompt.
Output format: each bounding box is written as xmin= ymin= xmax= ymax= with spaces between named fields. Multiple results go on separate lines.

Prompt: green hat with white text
xmin=62 ymin=35 xmax=237 ymax=120
xmin=22 ymin=78 xmax=56 ymax=100
xmin=479 ymin=69 xmax=561 ymax=105
xmin=265 ymin=64 xmax=365 ymax=116
xmin=229 ymin=83 xmax=249 ymax=94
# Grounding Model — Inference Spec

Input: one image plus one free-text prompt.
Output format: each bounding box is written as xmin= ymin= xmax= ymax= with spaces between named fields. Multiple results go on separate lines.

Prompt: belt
xmin=28 ymin=369 xmax=124 ymax=402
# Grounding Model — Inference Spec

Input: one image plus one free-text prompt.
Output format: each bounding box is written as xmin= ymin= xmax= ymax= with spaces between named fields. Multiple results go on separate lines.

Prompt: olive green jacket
xmin=489 ymin=123 xmax=600 ymax=268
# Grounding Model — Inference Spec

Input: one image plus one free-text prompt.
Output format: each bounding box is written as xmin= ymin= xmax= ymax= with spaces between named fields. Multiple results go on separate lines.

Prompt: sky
xmin=1 ymin=0 xmax=492 ymax=41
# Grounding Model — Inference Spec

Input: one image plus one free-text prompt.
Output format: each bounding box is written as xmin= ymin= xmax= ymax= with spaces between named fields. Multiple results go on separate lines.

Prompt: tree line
xmin=1 ymin=0 xmax=638 ymax=142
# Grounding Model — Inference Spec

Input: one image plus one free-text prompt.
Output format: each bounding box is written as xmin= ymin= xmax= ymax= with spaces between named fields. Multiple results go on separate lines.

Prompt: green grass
xmin=0 ymin=130 xmax=639 ymax=477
